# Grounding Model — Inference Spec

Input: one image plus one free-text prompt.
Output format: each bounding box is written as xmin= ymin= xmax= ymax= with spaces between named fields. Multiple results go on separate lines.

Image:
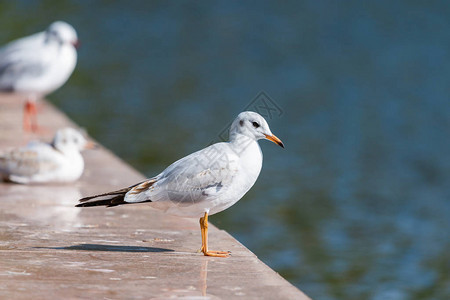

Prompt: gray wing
xmin=125 ymin=143 xmax=240 ymax=206
xmin=0 ymin=142 xmax=61 ymax=178
xmin=0 ymin=32 xmax=48 ymax=90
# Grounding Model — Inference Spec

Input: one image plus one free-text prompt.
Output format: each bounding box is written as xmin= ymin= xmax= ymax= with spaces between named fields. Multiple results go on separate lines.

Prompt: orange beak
xmin=264 ymin=134 xmax=284 ymax=148
xmin=73 ymin=39 xmax=80 ymax=49
xmin=83 ymin=141 xmax=98 ymax=150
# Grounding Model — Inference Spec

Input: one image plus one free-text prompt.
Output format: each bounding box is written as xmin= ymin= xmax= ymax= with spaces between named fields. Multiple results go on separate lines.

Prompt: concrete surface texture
xmin=0 ymin=94 xmax=309 ymax=299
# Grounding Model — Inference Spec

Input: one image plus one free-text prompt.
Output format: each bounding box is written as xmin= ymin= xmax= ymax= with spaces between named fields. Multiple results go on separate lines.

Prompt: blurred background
xmin=1 ymin=1 xmax=449 ymax=299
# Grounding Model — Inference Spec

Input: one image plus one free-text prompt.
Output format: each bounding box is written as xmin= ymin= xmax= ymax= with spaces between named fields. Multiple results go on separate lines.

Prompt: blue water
xmin=1 ymin=1 xmax=449 ymax=299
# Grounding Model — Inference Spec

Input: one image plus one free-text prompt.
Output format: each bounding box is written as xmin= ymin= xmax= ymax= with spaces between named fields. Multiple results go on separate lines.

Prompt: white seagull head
xmin=51 ymin=128 xmax=94 ymax=153
xmin=230 ymin=111 xmax=284 ymax=148
xmin=46 ymin=21 xmax=79 ymax=47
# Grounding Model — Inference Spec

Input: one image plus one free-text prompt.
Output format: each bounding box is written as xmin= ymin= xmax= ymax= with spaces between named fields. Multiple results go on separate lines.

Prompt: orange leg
xmin=199 ymin=212 xmax=230 ymax=257
xmin=23 ymin=98 xmax=38 ymax=132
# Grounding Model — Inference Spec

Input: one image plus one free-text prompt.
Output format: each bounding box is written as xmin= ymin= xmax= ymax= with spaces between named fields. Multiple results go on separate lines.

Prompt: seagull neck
xmin=50 ymin=142 xmax=65 ymax=154
xmin=52 ymin=144 xmax=80 ymax=156
xmin=229 ymin=133 xmax=258 ymax=153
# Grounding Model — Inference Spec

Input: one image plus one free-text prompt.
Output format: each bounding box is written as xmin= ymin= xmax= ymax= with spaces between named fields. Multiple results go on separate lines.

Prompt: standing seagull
xmin=0 ymin=128 xmax=94 ymax=184
xmin=76 ymin=111 xmax=284 ymax=257
xmin=0 ymin=21 xmax=79 ymax=132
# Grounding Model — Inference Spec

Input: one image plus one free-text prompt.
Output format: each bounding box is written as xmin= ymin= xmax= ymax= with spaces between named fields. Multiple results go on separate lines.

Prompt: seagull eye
xmin=252 ymin=121 xmax=260 ymax=128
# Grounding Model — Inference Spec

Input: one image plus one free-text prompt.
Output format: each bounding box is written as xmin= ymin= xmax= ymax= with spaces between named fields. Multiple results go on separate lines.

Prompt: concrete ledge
xmin=0 ymin=94 xmax=309 ymax=299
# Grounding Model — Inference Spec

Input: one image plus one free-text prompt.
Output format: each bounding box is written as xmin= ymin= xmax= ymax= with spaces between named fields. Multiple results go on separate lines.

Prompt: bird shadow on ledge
xmin=34 ymin=244 xmax=174 ymax=253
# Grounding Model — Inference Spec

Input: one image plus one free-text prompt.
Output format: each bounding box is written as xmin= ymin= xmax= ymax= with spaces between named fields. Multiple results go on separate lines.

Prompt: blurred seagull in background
xmin=0 ymin=128 xmax=94 ymax=184
xmin=0 ymin=21 xmax=79 ymax=132
xmin=76 ymin=111 xmax=284 ymax=257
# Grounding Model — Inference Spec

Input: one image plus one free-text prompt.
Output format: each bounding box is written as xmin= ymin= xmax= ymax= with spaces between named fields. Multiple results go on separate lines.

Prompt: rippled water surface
xmin=1 ymin=1 xmax=449 ymax=299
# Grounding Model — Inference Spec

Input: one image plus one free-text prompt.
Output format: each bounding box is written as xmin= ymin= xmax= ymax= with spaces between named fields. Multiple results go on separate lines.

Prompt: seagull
xmin=76 ymin=111 xmax=284 ymax=257
xmin=0 ymin=128 xmax=94 ymax=184
xmin=0 ymin=21 xmax=79 ymax=132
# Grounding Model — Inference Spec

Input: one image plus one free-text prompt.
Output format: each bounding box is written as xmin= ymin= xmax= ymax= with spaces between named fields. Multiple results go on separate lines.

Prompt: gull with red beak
xmin=77 ymin=111 xmax=284 ymax=257
xmin=0 ymin=128 xmax=94 ymax=184
xmin=0 ymin=21 xmax=79 ymax=132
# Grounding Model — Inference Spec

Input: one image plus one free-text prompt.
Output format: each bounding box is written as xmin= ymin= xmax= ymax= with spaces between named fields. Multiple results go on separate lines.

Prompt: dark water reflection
xmin=1 ymin=1 xmax=449 ymax=299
